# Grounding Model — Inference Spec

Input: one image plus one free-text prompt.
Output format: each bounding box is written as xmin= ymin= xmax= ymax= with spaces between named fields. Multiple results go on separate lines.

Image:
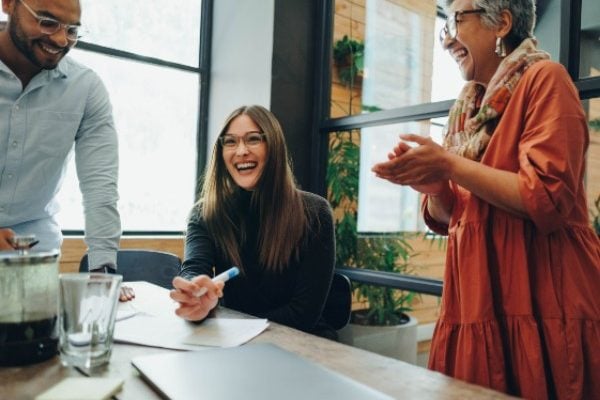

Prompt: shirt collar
xmin=0 ymin=57 xmax=68 ymax=80
xmin=0 ymin=58 xmax=13 ymax=76
xmin=52 ymin=58 xmax=69 ymax=79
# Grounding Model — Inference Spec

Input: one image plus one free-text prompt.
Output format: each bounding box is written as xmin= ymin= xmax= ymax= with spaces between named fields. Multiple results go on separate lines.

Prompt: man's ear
xmin=2 ymin=0 xmax=17 ymax=16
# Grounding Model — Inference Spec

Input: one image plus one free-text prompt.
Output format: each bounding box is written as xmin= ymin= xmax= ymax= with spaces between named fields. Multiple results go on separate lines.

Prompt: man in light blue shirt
xmin=0 ymin=0 xmax=130 ymax=298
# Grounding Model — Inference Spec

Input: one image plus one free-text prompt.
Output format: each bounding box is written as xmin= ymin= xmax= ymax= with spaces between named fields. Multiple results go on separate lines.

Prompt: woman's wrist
xmin=426 ymin=182 xmax=453 ymax=223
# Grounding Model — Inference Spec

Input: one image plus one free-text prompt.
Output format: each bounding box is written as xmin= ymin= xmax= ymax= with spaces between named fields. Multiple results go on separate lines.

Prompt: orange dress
xmin=425 ymin=60 xmax=600 ymax=400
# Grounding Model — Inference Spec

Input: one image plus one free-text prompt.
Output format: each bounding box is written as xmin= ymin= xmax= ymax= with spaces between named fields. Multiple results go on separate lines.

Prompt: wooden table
xmin=0 ymin=284 xmax=515 ymax=400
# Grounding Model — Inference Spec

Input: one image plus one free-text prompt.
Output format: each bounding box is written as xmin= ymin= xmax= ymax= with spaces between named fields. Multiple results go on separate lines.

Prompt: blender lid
xmin=0 ymin=249 xmax=60 ymax=265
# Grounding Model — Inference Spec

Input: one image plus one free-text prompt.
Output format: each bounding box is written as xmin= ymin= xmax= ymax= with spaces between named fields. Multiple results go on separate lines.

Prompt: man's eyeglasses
xmin=219 ymin=132 xmax=266 ymax=149
xmin=18 ymin=0 xmax=83 ymax=42
xmin=439 ymin=9 xmax=485 ymax=44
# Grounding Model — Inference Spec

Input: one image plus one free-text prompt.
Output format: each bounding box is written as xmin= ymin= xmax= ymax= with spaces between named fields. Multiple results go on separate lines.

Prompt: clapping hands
xmin=372 ymin=134 xmax=449 ymax=195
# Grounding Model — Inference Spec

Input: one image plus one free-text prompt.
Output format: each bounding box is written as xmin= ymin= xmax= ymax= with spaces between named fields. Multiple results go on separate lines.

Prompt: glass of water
xmin=58 ymin=273 xmax=122 ymax=370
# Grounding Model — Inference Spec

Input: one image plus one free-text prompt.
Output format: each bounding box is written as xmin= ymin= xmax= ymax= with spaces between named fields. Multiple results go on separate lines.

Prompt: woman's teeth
xmin=236 ymin=162 xmax=257 ymax=171
xmin=453 ymin=49 xmax=467 ymax=62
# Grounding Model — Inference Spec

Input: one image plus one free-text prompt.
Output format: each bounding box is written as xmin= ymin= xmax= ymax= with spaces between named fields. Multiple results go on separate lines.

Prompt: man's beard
xmin=9 ymin=21 xmax=69 ymax=70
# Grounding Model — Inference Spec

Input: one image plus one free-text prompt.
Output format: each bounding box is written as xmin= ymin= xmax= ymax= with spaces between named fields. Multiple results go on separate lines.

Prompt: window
xmin=331 ymin=0 xmax=460 ymax=118
xmin=79 ymin=0 xmax=202 ymax=67
xmin=329 ymin=0 xmax=453 ymax=234
xmin=56 ymin=51 xmax=199 ymax=231
xmin=579 ymin=0 xmax=600 ymax=79
xmin=577 ymin=0 xmax=600 ymax=230
xmin=324 ymin=0 xmax=449 ymax=293
xmin=54 ymin=0 xmax=209 ymax=233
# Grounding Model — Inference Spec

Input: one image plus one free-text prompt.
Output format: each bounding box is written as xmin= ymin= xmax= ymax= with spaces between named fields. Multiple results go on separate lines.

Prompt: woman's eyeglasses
xmin=439 ymin=9 xmax=485 ymax=44
xmin=219 ymin=132 xmax=266 ymax=149
xmin=18 ymin=0 xmax=84 ymax=42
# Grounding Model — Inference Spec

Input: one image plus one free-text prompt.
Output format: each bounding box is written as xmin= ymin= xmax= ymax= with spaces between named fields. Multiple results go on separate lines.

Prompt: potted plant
xmin=326 ymin=130 xmax=419 ymax=363
xmin=333 ymin=35 xmax=364 ymax=87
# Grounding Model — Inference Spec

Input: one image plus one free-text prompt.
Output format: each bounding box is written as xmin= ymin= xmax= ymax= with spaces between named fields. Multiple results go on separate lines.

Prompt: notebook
xmin=131 ymin=342 xmax=393 ymax=400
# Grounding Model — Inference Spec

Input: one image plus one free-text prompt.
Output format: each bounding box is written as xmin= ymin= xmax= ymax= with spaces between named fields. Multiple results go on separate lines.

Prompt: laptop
xmin=131 ymin=342 xmax=393 ymax=400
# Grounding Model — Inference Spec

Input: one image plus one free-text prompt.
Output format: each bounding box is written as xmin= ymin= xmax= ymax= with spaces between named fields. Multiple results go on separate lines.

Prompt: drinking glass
xmin=58 ymin=273 xmax=122 ymax=370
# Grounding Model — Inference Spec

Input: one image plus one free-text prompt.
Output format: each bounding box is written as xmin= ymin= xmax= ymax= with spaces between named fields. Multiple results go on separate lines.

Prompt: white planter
xmin=338 ymin=315 xmax=418 ymax=364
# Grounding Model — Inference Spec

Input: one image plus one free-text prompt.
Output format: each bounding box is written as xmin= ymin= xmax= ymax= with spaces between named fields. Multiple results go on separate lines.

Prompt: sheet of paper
xmin=183 ymin=318 xmax=270 ymax=347
xmin=114 ymin=314 xmax=269 ymax=350
xmin=35 ymin=377 xmax=124 ymax=400
xmin=117 ymin=281 xmax=178 ymax=318
xmin=115 ymin=314 xmax=200 ymax=350
xmin=113 ymin=281 xmax=269 ymax=350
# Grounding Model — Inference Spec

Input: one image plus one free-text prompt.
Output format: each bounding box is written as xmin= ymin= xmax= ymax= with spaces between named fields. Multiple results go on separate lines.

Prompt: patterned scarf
xmin=442 ymin=38 xmax=549 ymax=160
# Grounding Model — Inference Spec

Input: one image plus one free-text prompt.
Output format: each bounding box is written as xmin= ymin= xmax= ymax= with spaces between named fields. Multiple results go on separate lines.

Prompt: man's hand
xmin=119 ymin=286 xmax=135 ymax=302
xmin=0 ymin=228 xmax=16 ymax=250
xmin=90 ymin=263 xmax=135 ymax=302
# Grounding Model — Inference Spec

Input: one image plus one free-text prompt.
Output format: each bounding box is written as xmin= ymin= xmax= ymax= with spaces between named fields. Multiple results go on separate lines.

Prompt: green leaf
xmin=326 ymin=130 xmax=419 ymax=326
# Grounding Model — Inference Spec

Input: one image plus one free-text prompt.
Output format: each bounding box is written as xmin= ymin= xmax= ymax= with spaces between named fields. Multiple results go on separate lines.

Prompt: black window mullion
xmin=559 ymin=0 xmax=581 ymax=79
xmin=321 ymin=99 xmax=454 ymax=133
xmin=76 ymin=41 xmax=202 ymax=74
xmin=576 ymin=76 xmax=600 ymax=100
xmin=311 ymin=0 xmax=335 ymax=196
xmin=194 ymin=0 xmax=213 ymax=199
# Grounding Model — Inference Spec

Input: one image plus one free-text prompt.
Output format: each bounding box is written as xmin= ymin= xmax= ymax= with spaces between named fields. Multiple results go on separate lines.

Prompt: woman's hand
xmin=170 ymin=275 xmax=224 ymax=321
xmin=372 ymin=134 xmax=451 ymax=192
xmin=374 ymin=133 xmax=526 ymax=220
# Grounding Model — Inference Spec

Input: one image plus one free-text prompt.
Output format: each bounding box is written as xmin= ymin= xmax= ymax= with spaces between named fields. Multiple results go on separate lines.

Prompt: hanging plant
xmin=333 ymin=35 xmax=365 ymax=87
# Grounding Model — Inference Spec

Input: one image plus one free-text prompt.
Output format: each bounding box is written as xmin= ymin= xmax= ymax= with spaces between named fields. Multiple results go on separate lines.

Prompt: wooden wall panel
xmin=59 ymin=237 xmax=185 ymax=273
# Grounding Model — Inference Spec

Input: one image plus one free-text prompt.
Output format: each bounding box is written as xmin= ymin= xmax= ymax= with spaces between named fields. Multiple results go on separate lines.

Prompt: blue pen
xmin=193 ymin=266 xmax=240 ymax=297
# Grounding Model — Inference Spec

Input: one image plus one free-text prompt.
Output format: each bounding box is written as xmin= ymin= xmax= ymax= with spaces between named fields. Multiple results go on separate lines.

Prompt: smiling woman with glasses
xmin=171 ymin=105 xmax=337 ymax=339
xmin=373 ymin=0 xmax=600 ymax=398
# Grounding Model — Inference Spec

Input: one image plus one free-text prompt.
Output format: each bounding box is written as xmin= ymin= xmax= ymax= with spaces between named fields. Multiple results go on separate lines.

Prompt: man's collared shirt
xmin=0 ymin=56 xmax=121 ymax=268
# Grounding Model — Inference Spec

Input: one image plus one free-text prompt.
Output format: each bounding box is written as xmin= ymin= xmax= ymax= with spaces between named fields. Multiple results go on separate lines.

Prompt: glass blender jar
xmin=0 ymin=236 xmax=60 ymax=366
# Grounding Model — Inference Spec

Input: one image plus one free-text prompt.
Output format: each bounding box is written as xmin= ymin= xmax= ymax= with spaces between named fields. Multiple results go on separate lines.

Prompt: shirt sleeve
xmin=263 ymin=195 xmax=336 ymax=332
xmin=180 ymin=210 xmax=217 ymax=280
xmin=516 ymin=62 xmax=589 ymax=234
xmin=421 ymin=195 xmax=450 ymax=235
xmin=75 ymin=72 xmax=121 ymax=268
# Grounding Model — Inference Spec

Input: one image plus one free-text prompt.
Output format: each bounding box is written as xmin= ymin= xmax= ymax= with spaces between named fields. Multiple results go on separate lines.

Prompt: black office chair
xmin=320 ymin=272 xmax=352 ymax=332
xmin=79 ymin=249 xmax=182 ymax=289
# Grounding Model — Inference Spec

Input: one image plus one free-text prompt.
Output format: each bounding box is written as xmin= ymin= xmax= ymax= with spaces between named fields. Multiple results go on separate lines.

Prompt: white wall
xmin=207 ymin=0 xmax=275 ymax=157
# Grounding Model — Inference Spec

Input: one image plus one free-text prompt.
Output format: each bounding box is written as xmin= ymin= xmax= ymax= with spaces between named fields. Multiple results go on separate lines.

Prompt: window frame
xmin=61 ymin=0 xmax=213 ymax=236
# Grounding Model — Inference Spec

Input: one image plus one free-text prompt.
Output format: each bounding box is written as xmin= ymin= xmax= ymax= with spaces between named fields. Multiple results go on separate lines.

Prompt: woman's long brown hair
xmin=196 ymin=105 xmax=308 ymax=272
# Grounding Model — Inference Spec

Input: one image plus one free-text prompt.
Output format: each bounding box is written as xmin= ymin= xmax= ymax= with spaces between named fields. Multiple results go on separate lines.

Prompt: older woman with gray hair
xmin=373 ymin=0 xmax=600 ymax=398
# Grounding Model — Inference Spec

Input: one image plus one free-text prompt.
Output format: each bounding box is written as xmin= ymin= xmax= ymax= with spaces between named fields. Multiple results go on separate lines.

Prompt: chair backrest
xmin=321 ymin=272 xmax=352 ymax=331
xmin=79 ymin=249 xmax=181 ymax=289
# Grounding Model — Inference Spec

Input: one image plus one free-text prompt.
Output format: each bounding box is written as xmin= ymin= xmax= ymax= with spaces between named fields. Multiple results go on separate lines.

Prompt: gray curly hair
xmin=444 ymin=0 xmax=536 ymax=49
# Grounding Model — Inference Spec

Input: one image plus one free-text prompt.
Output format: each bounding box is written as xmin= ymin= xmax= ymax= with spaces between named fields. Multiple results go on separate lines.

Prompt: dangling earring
xmin=495 ymin=37 xmax=506 ymax=58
